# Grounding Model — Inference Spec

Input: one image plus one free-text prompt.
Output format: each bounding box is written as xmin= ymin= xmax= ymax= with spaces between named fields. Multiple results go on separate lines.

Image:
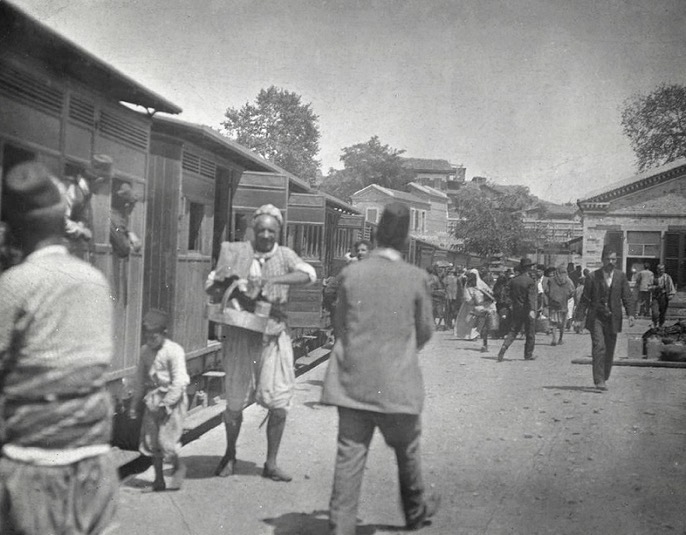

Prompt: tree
xmin=319 ymin=136 xmax=413 ymax=202
xmin=621 ymin=83 xmax=686 ymax=172
xmin=222 ymin=86 xmax=321 ymax=181
xmin=451 ymin=186 xmax=533 ymax=257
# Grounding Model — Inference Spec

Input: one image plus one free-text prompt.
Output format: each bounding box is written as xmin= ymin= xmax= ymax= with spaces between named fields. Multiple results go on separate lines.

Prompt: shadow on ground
xmin=262 ymin=510 xmax=404 ymax=535
xmin=543 ymin=385 xmax=603 ymax=394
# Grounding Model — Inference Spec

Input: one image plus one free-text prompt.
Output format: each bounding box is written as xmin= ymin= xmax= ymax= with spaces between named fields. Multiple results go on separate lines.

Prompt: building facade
xmin=577 ymin=158 xmax=686 ymax=288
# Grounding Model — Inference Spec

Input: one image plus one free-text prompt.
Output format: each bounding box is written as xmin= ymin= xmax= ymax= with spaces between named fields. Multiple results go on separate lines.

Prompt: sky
xmin=11 ymin=0 xmax=686 ymax=203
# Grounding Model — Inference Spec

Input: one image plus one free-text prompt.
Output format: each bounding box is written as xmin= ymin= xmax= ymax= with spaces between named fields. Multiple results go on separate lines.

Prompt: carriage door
xmin=664 ymin=232 xmax=686 ymax=290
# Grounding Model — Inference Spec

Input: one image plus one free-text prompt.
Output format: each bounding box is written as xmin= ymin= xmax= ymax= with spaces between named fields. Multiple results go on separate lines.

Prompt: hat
xmin=253 ymin=204 xmax=283 ymax=226
xmin=82 ymin=154 xmax=114 ymax=181
xmin=143 ymin=309 xmax=168 ymax=332
xmin=115 ymin=182 xmax=141 ymax=205
xmin=2 ymin=162 xmax=66 ymax=226
xmin=519 ymin=257 xmax=534 ymax=269
xmin=376 ymin=202 xmax=410 ymax=250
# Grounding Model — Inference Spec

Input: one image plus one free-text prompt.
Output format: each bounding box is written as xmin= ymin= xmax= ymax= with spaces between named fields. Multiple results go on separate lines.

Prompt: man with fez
xmin=321 ymin=202 xmax=439 ymax=534
xmin=0 ymin=162 xmax=118 ymax=534
xmin=206 ymin=204 xmax=316 ymax=482
xmin=497 ymin=257 xmax=538 ymax=362
xmin=577 ymin=247 xmax=635 ymax=390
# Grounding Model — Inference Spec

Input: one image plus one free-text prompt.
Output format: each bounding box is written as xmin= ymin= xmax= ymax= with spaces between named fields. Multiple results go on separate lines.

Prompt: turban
xmin=253 ymin=204 xmax=283 ymax=226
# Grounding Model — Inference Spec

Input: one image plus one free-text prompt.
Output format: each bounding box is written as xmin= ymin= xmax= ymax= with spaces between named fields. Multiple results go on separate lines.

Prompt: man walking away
xmin=0 ymin=162 xmax=118 ymax=534
xmin=322 ymin=202 xmax=439 ymax=534
xmin=577 ymin=247 xmax=635 ymax=390
xmin=635 ymin=262 xmax=654 ymax=317
xmin=651 ymin=264 xmax=676 ymax=328
xmin=497 ymin=258 xmax=538 ymax=362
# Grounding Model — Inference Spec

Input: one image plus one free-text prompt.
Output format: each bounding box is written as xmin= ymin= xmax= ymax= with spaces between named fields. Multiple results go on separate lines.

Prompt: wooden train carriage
xmin=0 ymin=2 xmax=182 ymax=394
xmin=286 ymin=193 xmax=363 ymax=328
xmin=146 ymin=117 xmax=281 ymax=369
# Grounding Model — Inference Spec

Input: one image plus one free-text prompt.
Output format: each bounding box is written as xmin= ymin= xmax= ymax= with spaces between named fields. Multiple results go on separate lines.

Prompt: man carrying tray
xmin=206 ymin=204 xmax=316 ymax=482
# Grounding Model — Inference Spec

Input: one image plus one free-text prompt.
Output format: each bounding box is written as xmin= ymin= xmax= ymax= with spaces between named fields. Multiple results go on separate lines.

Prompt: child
xmin=129 ymin=309 xmax=190 ymax=491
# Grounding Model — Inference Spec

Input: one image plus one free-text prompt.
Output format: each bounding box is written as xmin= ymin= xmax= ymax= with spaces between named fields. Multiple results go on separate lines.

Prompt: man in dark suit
xmin=321 ymin=202 xmax=439 ymax=534
xmin=578 ymin=248 xmax=635 ymax=390
xmin=497 ymin=258 xmax=538 ymax=362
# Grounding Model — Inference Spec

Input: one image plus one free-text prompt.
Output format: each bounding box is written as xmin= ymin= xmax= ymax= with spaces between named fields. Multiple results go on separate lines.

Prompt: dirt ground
xmin=116 ymin=323 xmax=686 ymax=535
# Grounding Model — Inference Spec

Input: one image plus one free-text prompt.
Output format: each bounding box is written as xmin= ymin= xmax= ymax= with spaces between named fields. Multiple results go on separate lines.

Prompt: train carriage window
xmin=188 ymin=202 xmax=204 ymax=252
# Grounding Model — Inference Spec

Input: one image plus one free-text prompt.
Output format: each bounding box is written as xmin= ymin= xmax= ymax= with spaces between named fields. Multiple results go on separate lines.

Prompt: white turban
xmin=253 ymin=204 xmax=283 ymax=226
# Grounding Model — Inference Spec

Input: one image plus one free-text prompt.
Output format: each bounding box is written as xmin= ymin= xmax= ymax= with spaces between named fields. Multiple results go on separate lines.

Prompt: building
xmin=577 ymin=158 xmax=686 ymax=288
xmin=351 ymin=184 xmax=430 ymax=234
xmin=407 ymin=182 xmax=449 ymax=234
xmin=401 ymin=158 xmax=465 ymax=193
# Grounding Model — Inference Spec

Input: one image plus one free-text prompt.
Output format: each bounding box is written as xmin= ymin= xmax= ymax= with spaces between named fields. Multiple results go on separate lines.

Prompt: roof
xmin=528 ymin=200 xmax=578 ymax=218
xmin=408 ymin=182 xmax=449 ymax=200
xmin=152 ymin=116 xmax=310 ymax=191
xmin=579 ymin=157 xmax=686 ymax=203
xmin=611 ymin=193 xmax=686 ymax=216
xmin=1 ymin=2 xmax=181 ymax=114
xmin=401 ymin=158 xmax=455 ymax=173
xmin=480 ymin=183 xmax=525 ymax=196
xmin=351 ymin=184 xmax=428 ymax=206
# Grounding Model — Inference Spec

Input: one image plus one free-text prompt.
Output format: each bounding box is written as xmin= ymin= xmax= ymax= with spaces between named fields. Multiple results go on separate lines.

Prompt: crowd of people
xmin=0 ymin=161 xmax=678 ymax=534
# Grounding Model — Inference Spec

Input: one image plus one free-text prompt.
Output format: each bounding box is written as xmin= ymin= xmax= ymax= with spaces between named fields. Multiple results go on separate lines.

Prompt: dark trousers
xmin=499 ymin=309 xmax=535 ymax=358
xmin=638 ymin=291 xmax=652 ymax=316
xmin=651 ymin=294 xmax=669 ymax=327
xmin=329 ymin=407 xmax=424 ymax=535
xmin=590 ymin=318 xmax=618 ymax=385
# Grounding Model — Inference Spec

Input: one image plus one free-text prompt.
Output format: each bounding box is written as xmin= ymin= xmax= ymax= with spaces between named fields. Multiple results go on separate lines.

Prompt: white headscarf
xmin=468 ymin=268 xmax=495 ymax=301
xmin=253 ymin=204 xmax=283 ymax=227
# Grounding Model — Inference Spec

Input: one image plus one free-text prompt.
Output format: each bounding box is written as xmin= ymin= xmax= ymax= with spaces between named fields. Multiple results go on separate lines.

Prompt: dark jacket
xmin=508 ymin=273 xmax=537 ymax=313
xmin=580 ymin=267 xmax=635 ymax=334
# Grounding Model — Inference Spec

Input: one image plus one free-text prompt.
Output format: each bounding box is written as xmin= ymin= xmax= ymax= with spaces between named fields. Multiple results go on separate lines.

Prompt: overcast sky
xmin=12 ymin=0 xmax=686 ymax=203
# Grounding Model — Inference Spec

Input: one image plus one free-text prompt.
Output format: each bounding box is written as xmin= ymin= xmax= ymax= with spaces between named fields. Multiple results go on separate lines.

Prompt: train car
xmin=0 ymin=2 xmax=182 ymax=400
xmin=233 ymin=171 xmax=364 ymax=331
xmin=144 ymin=116 xmax=290 ymax=382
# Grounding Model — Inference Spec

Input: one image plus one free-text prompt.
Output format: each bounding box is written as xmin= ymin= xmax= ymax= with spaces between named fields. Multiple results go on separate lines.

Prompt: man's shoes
xmin=262 ymin=464 xmax=292 ymax=482
xmin=497 ymin=352 xmax=505 ymax=362
xmin=524 ymin=355 xmax=537 ymax=361
xmin=215 ymin=455 xmax=236 ymax=477
xmin=595 ymin=382 xmax=608 ymax=391
xmin=551 ymin=340 xmax=557 ymax=346
xmin=480 ymin=346 xmax=488 ymax=353
xmin=557 ymin=339 xmax=564 ymax=346
xmin=407 ymin=492 xmax=441 ymax=530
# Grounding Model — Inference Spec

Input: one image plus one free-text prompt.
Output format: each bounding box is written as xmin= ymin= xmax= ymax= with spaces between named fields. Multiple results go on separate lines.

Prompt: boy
xmin=129 ymin=309 xmax=190 ymax=490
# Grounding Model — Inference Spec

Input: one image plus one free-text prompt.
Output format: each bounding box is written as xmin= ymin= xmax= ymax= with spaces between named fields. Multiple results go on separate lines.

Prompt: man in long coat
xmin=321 ymin=202 xmax=439 ymax=534
xmin=497 ymin=258 xmax=538 ymax=362
xmin=578 ymin=248 xmax=635 ymax=390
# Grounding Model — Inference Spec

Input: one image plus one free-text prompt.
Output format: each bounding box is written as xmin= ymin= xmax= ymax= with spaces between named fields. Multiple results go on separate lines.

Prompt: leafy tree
xmin=451 ymin=186 xmax=533 ymax=257
xmin=319 ymin=136 xmax=413 ymax=202
xmin=221 ymin=86 xmax=321 ymax=181
xmin=621 ymin=83 xmax=686 ymax=172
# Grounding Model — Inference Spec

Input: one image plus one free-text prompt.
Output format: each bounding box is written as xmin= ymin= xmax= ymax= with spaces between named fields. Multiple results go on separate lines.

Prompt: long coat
xmin=321 ymin=252 xmax=434 ymax=415
xmin=581 ymin=267 xmax=635 ymax=334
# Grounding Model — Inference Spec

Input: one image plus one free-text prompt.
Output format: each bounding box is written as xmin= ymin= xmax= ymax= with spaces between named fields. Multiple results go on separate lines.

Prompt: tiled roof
xmin=579 ymin=157 xmax=686 ymax=203
xmin=401 ymin=158 xmax=455 ymax=172
xmin=408 ymin=182 xmax=449 ymax=199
